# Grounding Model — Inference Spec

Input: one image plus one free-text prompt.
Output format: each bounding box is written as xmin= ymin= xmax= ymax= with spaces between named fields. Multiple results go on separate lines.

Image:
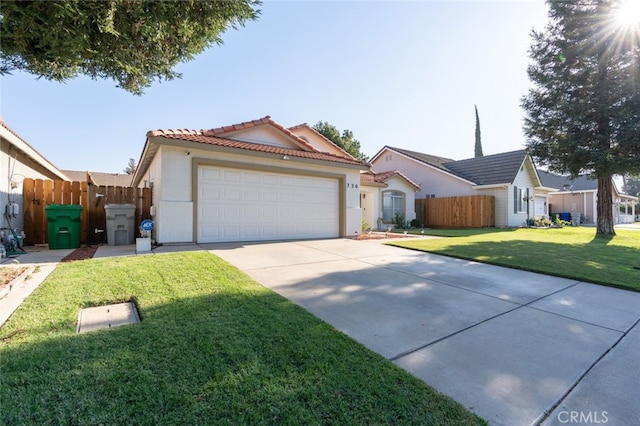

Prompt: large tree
xmin=522 ymin=0 xmax=640 ymax=235
xmin=313 ymin=121 xmax=369 ymax=161
xmin=0 ymin=0 xmax=261 ymax=95
xmin=622 ymin=174 xmax=640 ymax=196
xmin=474 ymin=105 xmax=484 ymax=157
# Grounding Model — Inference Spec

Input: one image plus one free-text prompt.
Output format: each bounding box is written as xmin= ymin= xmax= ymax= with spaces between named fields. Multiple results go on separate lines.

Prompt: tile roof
xmin=201 ymin=116 xmax=317 ymax=152
xmin=442 ymin=150 xmax=528 ymax=185
xmin=288 ymin=123 xmax=357 ymax=160
xmin=385 ymin=146 xmax=455 ymax=171
xmin=537 ymin=170 xmax=598 ymax=191
xmin=146 ymin=116 xmax=368 ymax=166
xmin=387 ymin=146 xmax=529 ymax=185
xmin=360 ymin=170 xmax=420 ymax=189
xmin=147 ymin=131 xmax=366 ymax=166
xmin=62 ymin=170 xmax=133 ymax=187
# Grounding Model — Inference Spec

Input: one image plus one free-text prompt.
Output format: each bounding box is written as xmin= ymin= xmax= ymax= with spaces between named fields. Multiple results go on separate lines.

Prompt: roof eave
xmin=381 ymin=146 xmax=476 ymax=185
xmin=535 ymin=186 xmax=559 ymax=192
xmin=1 ymin=123 xmax=69 ymax=181
xmin=472 ymin=183 xmax=511 ymax=189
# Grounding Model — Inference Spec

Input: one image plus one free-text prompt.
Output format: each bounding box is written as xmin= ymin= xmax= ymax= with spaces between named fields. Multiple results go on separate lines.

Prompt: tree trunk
xmin=596 ymin=177 xmax=615 ymax=235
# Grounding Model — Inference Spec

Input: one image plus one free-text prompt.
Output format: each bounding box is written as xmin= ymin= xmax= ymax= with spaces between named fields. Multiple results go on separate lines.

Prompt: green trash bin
xmin=45 ymin=204 xmax=83 ymax=249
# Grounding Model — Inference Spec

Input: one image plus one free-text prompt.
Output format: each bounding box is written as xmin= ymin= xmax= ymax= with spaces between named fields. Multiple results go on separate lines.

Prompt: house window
xmin=514 ymin=186 xmax=528 ymax=213
xmin=517 ymin=188 xmax=524 ymax=212
xmin=382 ymin=190 xmax=405 ymax=222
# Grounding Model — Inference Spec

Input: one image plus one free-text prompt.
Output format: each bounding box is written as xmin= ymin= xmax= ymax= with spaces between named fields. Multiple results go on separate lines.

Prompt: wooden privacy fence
xmin=416 ymin=195 xmax=495 ymax=228
xmin=22 ymin=179 xmax=152 ymax=246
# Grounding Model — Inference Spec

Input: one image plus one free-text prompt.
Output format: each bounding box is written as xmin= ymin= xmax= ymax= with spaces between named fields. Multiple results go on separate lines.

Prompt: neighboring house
xmin=1 ymin=119 xmax=68 ymax=232
xmin=370 ymin=146 xmax=556 ymax=227
xmin=538 ymin=171 xmax=637 ymax=224
xmin=62 ymin=170 xmax=133 ymax=187
xmin=131 ymin=116 xmax=368 ymax=244
xmin=360 ymin=170 xmax=419 ymax=230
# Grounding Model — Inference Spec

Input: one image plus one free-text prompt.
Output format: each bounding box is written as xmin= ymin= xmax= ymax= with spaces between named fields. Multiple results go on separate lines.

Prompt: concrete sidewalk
xmin=207 ymin=238 xmax=640 ymax=426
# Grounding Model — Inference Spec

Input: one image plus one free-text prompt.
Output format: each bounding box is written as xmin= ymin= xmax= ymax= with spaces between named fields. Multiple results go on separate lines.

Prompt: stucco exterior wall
xmin=141 ymin=143 xmax=362 ymax=243
xmin=548 ymin=192 xmax=596 ymax=224
xmin=225 ymin=127 xmax=295 ymax=148
xmin=359 ymin=186 xmax=379 ymax=231
xmin=1 ymin=137 xmax=64 ymax=232
xmin=382 ymin=175 xmax=417 ymax=223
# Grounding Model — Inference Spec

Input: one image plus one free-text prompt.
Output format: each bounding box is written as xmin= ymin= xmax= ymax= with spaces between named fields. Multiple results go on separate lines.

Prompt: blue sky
xmin=1 ymin=0 xmax=549 ymax=173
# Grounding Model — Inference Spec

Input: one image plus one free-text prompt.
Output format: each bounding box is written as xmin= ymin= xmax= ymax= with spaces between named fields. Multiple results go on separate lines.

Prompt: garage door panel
xmin=223 ymin=170 xmax=242 ymax=182
xmin=198 ymin=165 xmax=339 ymax=242
xmin=243 ymin=207 xmax=260 ymax=220
xmin=200 ymin=187 xmax=220 ymax=201
xmin=200 ymin=203 xmax=221 ymax=217
xmin=244 ymin=172 xmax=261 ymax=184
xmin=201 ymin=168 xmax=221 ymax=182
xmin=244 ymin=190 xmax=260 ymax=202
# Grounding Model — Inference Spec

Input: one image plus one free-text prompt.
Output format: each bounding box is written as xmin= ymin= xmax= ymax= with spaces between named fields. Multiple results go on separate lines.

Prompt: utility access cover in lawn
xmin=76 ymin=302 xmax=140 ymax=334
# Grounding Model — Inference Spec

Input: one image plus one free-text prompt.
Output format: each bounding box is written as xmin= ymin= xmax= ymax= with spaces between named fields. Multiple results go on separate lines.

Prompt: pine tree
xmin=124 ymin=158 xmax=137 ymax=175
xmin=474 ymin=105 xmax=484 ymax=157
xmin=521 ymin=0 xmax=640 ymax=235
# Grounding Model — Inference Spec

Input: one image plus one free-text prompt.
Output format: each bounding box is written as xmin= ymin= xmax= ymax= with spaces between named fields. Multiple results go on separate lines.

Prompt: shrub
xmin=394 ymin=212 xmax=406 ymax=229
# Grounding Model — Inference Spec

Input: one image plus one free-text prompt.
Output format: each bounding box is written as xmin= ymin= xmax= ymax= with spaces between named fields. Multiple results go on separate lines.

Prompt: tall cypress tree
xmin=474 ymin=105 xmax=484 ymax=157
xmin=521 ymin=0 xmax=640 ymax=235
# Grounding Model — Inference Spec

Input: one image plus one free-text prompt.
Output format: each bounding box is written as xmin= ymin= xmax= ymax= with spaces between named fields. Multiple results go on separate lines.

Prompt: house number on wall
xmin=346 ymin=183 xmax=359 ymax=189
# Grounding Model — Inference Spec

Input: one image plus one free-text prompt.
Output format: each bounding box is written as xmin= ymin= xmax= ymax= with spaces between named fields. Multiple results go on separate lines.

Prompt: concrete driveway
xmin=207 ymin=238 xmax=640 ymax=426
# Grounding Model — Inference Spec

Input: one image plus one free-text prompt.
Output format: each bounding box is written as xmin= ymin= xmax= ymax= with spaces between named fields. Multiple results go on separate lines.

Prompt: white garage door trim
xmin=196 ymin=163 xmax=341 ymax=243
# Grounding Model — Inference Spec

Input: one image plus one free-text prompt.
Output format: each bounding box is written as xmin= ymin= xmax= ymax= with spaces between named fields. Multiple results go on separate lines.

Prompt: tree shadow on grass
xmin=0 ymin=290 xmax=483 ymax=426
xmin=392 ymin=238 xmax=640 ymax=292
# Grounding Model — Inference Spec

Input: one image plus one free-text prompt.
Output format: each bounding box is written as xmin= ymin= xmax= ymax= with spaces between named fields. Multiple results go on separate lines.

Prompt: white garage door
xmin=197 ymin=165 xmax=339 ymax=243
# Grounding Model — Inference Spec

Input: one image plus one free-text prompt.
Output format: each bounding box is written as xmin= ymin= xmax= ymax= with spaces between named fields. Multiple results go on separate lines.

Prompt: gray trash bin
xmin=105 ymin=204 xmax=136 ymax=245
xmin=571 ymin=212 xmax=581 ymax=227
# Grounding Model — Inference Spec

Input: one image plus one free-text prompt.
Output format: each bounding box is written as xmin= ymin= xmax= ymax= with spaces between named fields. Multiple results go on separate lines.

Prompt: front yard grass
xmin=0 ymin=252 xmax=484 ymax=425
xmin=389 ymin=227 xmax=640 ymax=292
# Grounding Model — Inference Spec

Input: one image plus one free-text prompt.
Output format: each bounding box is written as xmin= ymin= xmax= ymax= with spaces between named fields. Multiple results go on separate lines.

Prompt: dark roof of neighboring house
xmin=62 ymin=170 xmax=133 ymax=187
xmin=386 ymin=146 xmax=454 ymax=171
xmin=443 ymin=150 xmax=529 ymax=186
xmin=386 ymin=146 xmax=529 ymax=186
xmin=537 ymin=170 xmax=598 ymax=191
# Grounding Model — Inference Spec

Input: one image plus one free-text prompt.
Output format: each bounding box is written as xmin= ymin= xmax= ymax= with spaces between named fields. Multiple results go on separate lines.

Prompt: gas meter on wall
xmin=5 ymin=203 xmax=19 ymax=217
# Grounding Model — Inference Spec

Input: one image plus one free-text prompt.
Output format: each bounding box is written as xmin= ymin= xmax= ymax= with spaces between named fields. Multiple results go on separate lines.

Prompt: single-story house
xmin=62 ymin=170 xmax=133 ymax=187
xmin=538 ymin=171 xmax=637 ymax=224
xmin=359 ymin=170 xmax=419 ymax=229
xmin=370 ymin=146 xmax=557 ymax=227
xmin=131 ymin=116 xmax=369 ymax=244
xmin=1 ymin=119 xmax=68 ymax=232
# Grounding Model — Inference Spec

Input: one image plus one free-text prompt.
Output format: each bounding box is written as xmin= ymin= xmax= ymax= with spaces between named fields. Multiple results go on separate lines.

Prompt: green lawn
xmin=389 ymin=227 xmax=640 ymax=292
xmin=0 ymin=252 xmax=484 ymax=425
